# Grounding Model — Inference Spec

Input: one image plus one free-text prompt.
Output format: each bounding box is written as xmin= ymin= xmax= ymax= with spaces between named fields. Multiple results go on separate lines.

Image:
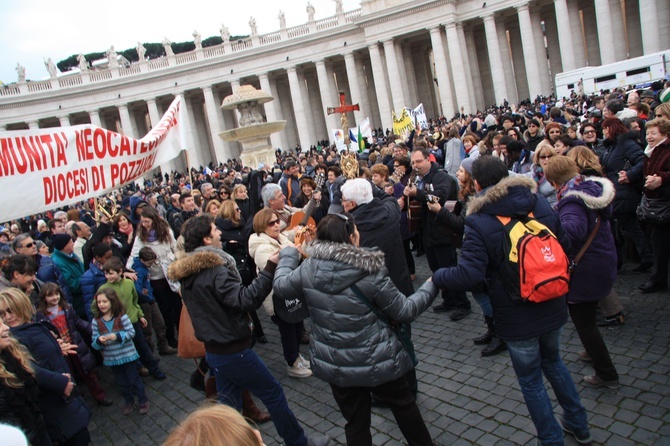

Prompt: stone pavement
xmin=87 ymin=254 xmax=669 ymax=445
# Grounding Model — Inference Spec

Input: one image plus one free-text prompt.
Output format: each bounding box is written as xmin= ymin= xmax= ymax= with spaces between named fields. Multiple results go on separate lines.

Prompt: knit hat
xmin=640 ymin=89 xmax=655 ymax=99
xmin=461 ymin=157 xmax=476 ymax=175
xmin=53 ymin=234 xmax=73 ymax=251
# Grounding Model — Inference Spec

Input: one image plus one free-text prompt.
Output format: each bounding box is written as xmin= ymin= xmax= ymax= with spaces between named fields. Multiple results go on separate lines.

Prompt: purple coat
xmin=556 ymin=176 xmax=617 ymax=303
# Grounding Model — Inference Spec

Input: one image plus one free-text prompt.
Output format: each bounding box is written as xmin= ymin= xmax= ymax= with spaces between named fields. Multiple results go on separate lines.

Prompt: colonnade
xmin=1 ymin=0 xmax=667 ymax=169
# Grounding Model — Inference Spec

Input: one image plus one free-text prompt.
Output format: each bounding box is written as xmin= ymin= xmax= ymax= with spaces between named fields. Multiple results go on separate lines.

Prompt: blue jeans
xmin=206 ymin=348 xmax=308 ymax=446
xmin=506 ymin=327 xmax=589 ymax=445
xmin=111 ymin=360 xmax=147 ymax=405
xmin=472 ymin=291 xmax=493 ymax=317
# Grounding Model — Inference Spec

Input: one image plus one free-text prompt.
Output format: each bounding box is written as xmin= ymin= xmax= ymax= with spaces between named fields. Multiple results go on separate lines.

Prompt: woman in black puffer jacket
xmin=599 ymin=117 xmax=653 ymax=271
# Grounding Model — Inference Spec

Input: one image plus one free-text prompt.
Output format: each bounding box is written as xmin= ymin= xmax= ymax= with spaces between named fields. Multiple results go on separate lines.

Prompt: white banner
xmin=411 ymin=103 xmax=429 ymax=130
xmin=0 ymin=96 xmax=185 ymax=221
xmin=359 ymin=117 xmax=373 ymax=141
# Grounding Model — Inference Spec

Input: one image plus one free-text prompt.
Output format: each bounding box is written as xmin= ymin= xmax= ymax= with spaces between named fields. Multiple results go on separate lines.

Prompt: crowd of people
xmin=0 ymin=80 xmax=669 ymax=445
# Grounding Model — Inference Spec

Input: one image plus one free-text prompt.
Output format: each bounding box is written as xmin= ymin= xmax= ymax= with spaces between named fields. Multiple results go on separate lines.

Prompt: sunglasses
xmin=21 ymin=242 xmax=35 ymax=249
xmin=583 ymin=130 xmax=596 ymax=135
xmin=539 ymin=155 xmax=553 ymax=160
xmin=268 ymin=219 xmax=280 ymax=226
xmin=235 ymin=208 xmax=241 ymax=212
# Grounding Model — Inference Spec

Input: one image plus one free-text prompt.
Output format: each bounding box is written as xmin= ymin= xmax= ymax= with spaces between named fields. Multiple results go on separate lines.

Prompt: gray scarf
xmin=193 ymin=245 xmax=241 ymax=282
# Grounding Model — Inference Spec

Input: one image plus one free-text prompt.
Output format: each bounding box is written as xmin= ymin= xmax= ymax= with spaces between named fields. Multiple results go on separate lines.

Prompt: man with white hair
xmin=261 ymin=183 xmax=321 ymax=242
xmin=341 ymin=178 xmax=418 ymax=397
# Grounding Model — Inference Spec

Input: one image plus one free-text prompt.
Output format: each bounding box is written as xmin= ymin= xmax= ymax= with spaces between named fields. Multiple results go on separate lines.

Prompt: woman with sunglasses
xmin=274 ymin=213 xmax=439 ymax=446
xmin=248 ymin=209 xmax=311 ymax=379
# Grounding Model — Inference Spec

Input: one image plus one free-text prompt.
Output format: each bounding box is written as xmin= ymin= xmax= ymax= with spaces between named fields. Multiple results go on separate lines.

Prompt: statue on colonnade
xmin=193 ymin=30 xmax=202 ymax=49
xmin=16 ymin=63 xmax=26 ymax=82
xmin=44 ymin=58 xmax=57 ymax=78
xmin=163 ymin=38 xmax=174 ymax=56
xmin=278 ymin=10 xmax=286 ymax=29
xmin=307 ymin=2 xmax=315 ymax=21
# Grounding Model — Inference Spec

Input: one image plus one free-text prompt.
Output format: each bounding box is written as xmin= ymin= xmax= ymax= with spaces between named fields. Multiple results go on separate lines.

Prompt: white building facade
xmin=1 ymin=0 xmax=669 ymax=169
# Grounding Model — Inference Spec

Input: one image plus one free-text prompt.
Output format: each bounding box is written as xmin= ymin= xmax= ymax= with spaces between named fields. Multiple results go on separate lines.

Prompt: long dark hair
xmin=137 ymin=207 xmax=171 ymax=243
xmin=37 ymin=282 xmax=70 ymax=314
xmin=315 ymin=213 xmax=355 ymax=244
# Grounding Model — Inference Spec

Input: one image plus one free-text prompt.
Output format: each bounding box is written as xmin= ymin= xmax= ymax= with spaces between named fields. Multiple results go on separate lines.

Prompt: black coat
xmin=599 ymin=132 xmax=645 ymax=214
xmin=414 ymin=163 xmax=459 ymax=247
xmin=11 ymin=322 xmax=91 ymax=443
xmin=35 ymin=306 xmax=96 ymax=372
xmin=0 ymin=350 xmax=50 ymax=446
xmin=215 ymin=217 xmax=257 ymax=286
xmin=350 ymin=193 xmax=414 ymax=296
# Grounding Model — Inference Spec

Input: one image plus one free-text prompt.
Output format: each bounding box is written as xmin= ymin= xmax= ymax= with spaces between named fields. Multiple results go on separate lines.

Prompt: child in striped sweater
xmin=91 ymin=288 xmax=150 ymax=415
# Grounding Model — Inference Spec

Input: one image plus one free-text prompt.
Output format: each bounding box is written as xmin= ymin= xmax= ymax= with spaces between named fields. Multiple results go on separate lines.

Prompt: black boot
xmin=481 ymin=337 xmax=506 ymax=356
xmin=480 ymin=318 xmax=507 ymax=356
xmin=473 ymin=316 xmax=494 ymax=345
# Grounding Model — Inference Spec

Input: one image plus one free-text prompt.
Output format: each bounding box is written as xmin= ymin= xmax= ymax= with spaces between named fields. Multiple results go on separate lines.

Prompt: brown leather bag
xmin=177 ymin=305 xmax=206 ymax=359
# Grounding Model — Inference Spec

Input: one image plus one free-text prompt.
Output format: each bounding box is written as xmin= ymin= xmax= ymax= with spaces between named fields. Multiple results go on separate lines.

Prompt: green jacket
xmin=96 ymin=279 xmax=144 ymax=323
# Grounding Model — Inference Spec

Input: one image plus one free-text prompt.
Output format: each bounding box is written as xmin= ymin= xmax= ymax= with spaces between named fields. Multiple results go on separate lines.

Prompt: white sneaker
xmin=287 ymin=358 xmax=312 ymax=378
xmin=299 ymin=354 xmax=311 ymax=369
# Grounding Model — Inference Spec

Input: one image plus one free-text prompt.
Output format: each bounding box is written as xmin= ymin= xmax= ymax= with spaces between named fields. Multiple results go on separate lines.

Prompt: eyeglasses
xmin=268 ymin=219 xmax=280 ymax=226
xmin=21 ymin=242 xmax=34 ymax=249
xmin=583 ymin=130 xmax=596 ymax=135
xmin=539 ymin=155 xmax=553 ymax=160
xmin=0 ymin=308 xmax=13 ymax=318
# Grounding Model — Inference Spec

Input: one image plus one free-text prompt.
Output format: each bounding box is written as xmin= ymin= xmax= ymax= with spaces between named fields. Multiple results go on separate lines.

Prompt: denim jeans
xmin=506 ymin=327 xmax=589 ymax=445
xmin=206 ymin=348 xmax=308 ymax=446
xmin=111 ymin=360 xmax=147 ymax=405
xmin=472 ymin=290 xmax=493 ymax=317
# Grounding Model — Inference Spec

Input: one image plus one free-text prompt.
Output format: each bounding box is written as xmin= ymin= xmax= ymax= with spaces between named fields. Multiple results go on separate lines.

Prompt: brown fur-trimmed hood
xmin=168 ymin=251 xmax=225 ymax=282
xmin=467 ymin=176 xmax=538 ymax=216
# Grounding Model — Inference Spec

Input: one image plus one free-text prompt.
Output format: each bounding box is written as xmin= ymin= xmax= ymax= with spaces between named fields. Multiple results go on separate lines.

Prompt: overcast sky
xmin=0 ymin=0 xmax=361 ymax=84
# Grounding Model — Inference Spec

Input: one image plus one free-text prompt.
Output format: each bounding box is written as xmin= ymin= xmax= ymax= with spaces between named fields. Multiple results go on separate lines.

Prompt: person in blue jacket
xmin=432 ymin=156 xmax=592 ymax=446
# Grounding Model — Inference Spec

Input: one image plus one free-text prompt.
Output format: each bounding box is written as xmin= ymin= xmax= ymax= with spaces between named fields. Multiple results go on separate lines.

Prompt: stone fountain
xmin=219 ymin=85 xmax=286 ymax=168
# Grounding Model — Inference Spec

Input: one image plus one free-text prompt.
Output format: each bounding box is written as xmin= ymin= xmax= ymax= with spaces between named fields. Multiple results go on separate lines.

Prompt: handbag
xmin=637 ymin=195 xmax=670 ymax=223
xmin=177 ymin=304 xmax=206 ymax=359
xmin=272 ymin=291 xmax=310 ymax=324
xmin=350 ymin=285 xmax=417 ymax=366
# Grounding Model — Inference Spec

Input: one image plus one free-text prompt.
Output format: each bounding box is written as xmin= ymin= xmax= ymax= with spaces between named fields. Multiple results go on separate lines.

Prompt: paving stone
xmin=83 ymin=255 xmax=669 ymax=445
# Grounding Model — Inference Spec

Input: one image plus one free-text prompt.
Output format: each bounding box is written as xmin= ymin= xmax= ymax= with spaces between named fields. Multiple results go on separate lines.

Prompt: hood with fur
xmin=306 ymin=241 xmax=386 ymax=275
xmin=168 ymin=251 xmax=224 ymax=282
xmin=561 ymin=176 xmax=615 ymax=212
xmin=467 ymin=176 xmax=538 ymax=216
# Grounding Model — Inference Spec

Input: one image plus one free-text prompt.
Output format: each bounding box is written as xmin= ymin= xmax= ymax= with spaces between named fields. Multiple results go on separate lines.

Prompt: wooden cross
xmin=327 ymin=91 xmax=359 ymax=144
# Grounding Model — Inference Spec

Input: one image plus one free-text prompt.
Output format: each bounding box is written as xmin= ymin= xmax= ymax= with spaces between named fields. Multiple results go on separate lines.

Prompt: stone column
xmin=553 ymin=0 xmax=576 ymax=71
xmin=497 ymin=20 xmax=517 ymax=104
xmin=343 ymin=52 xmax=365 ymax=123
xmin=202 ymin=86 xmax=230 ymax=164
xmin=593 ymin=0 xmax=616 ymax=64
xmin=445 ymin=22 xmax=472 ymax=115
xmin=315 ymin=60 xmax=340 ymax=135
xmin=258 ymin=73 xmax=283 ymax=150
xmin=639 ymin=0 xmax=660 ymax=54
xmin=482 ymin=14 xmax=508 ymax=106
xmin=179 ymin=94 xmax=203 ymax=170
xmin=355 ymin=57 xmax=373 ymax=126
xmin=464 ymin=27 xmax=485 ymax=112
xmin=428 ymin=26 xmax=455 ymax=118
xmin=368 ymin=43 xmax=393 ymax=131
xmin=567 ymin=0 xmax=586 ymax=68
xmin=457 ymin=23 xmax=477 ymax=114
xmin=286 ymin=67 xmax=313 ymax=151
xmin=117 ymin=104 xmax=135 ymax=138
xmin=531 ymin=10 xmax=552 ymax=95
xmin=516 ymin=4 xmax=542 ymax=99
xmin=59 ymin=116 xmax=70 ymax=127
xmin=267 ymin=76 xmax=290 ymax=150
xmin=298 ymin=70 xmax=317 ymax=150
xmin=88 ymin=110 xmax=102 ymax=128
xmin=382 ymin=39 xmax=407 ymax=114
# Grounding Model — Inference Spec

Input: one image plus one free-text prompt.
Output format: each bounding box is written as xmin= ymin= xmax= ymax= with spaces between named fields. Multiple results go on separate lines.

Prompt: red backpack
xmin=496 ymin=214 xmax=570 ymax=303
